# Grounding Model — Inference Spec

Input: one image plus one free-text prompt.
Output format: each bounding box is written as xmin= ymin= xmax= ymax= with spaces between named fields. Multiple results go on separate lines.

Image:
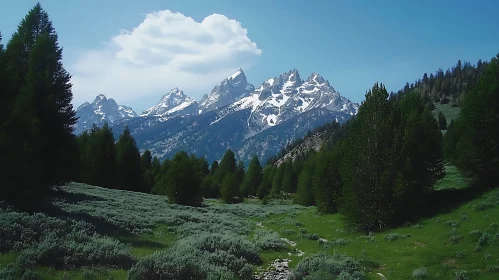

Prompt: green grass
xmin=432 ymin=102 xmax=461 ymax=126
xmin=434 ymin=165 xmax=469 ymax=190
xmin=258 ymin=187 xmax=499 ymax=279
xmin=1 ymin=166 xmax=498 ymax=279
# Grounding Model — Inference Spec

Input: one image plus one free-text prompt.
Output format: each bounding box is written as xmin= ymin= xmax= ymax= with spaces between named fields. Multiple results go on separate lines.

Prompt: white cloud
xmin=70 ymin=10 xmax=262 ymax=112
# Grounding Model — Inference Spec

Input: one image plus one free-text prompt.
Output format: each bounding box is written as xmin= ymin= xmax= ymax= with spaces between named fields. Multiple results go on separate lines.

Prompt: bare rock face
xmin=253 ymin=259 xmax=292 ymax=280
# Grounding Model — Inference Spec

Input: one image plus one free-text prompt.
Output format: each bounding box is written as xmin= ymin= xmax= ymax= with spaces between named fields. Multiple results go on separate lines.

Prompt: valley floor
xmin=1 ymin=166 xmax=498 ymax=279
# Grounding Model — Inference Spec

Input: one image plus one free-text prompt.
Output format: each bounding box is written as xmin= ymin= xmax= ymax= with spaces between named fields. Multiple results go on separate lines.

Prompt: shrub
xmin=411 ymin=223 xmax=424 ymax=229
xmin=448 ymin=234 xmax=462 ymax=245
xmin=445 ymin=220 xmax=460 ymax=227
xmin=384 ymin=233 xmax=410 ymax=241
xmin=484 ymin=252 xmax=493 ymax=260
xmin=280 ymin=228 xmax=296 ymax=235
xmin=473 ymin=201 xmax=494 ymax=211
xmin=252 ymin=229 xmax=286 ymax=250
xmin=469 ymin=229 xmax=484 ymax=241
xmin=0 ymin=264 xmax=18 ymax=280
xmin=16 ymin=232 xmax=134 ymax=269
xmin=456 ymin=250 xmax=466 ymax=258
xmin=331 ymin=238 xmax=351 ymax=246
xmin=487 ymin=265 xmax=499 ymax=272
xmin=288 ymin=252 xmax=364 ymax=280
xmin=412 ymin=267 xmax=429 ymax=279
xmin=454 ymin=270 xmax=470 ymax=280
xmin=20 ymin=269 xmax=39 ymax=280
xmin=300 ymin=233 xmax=319 ymax=241
xmin=128 ymin=233 xmax=261 ymax=280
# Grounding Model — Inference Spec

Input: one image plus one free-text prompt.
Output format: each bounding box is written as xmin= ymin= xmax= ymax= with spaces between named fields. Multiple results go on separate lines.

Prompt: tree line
xmin=396 ymin=59 xmax=489 ymax=107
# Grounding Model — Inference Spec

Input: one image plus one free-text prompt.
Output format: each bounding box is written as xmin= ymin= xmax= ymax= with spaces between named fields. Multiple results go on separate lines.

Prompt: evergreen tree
xmin=210 ymin=160 xmax=219 ymax=175
xmin=257 ymin=167 xmax=274 ymax=199
xmin=116 ymin=126 xmax=141 ymax=191
xmin=141 ymin=150 xmax=152 ymax=172
xmin=220 ymin=173 xmax=241 ymax=204
xmin=294 ymin=157 xmax=315 ymax=206
xmin=212 ymin=149 xmax=237 ymax=196
xmin=438 ymin=111 xmax=447 ymax=130
xmin=155 ymin=151 xmax=203 ymax=206
xmin=271 ymin=164 xmax=285 ymax=195
xmin=139 ymin=150 xmax=153 ymax=193
xmin=235 ymin=160 xmax=245 ymax=185
xmin=84 ymin=123 xmax=116 ymax=188
xmin=1 ymin=3 xmax=78 ymax=204
xmin=240 ymin=155 xmax=263 ymax=197
xmin=445 ymin=54 xmax=499 ymax=184
xmin=340 ymin=84 xmax=444 ymax=231
xmin=281 ymin=160 xmax=295 ymax=193
xmin=151 ymin=156 xmax=161 ymax=182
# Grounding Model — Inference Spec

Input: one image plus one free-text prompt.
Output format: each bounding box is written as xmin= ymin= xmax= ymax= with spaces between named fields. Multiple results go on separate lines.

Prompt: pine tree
xmin=85 ymin=123 xmax=117 ymax=188
xmin=446 ymin=54 xmax=499 ymax=184
xmin=159 ymin=151 xmax=203 ymax=206
xmin=340 ymin=85 xmax=444 ymax=231
xmin=294 ymin=157 xmax=315 ymax=206
xmin=271 ymin=164 xmax=285 ymax=195
xmin=340 ymin=83 xmax=399 ymax=231
xmin=281 ymin=160 xmax=295 ymax=193
xmin=151 ymin=156 xmax=161 ymax=177
xmin=141 ymin=150 xmax=152 ymax=172
xmin=210 ymin=160 xmax=219 ymax=175
xmin=220 ymin=173 xmax=241 ymax=204
xmin=235 ymin=160 xmax=245 ymax=186
xmin=257 ymin=167 xmax=273 ymax=199
xmin=139 ymin=150 xmax=153 ymax=193
xmin=212 ymin=149 xmax=237 ymax=196
xmin=312 ymin=149 xmax=336 ymax=213
xmin=438 ymin=111 xmax=447 ymax=130
xmin=116 ymin=126 xmax=142 ymax=191
xmin=240 ymin=155 xmax=263 ymax=197
xmin=1 ymin=3 xmax=78 ymax=204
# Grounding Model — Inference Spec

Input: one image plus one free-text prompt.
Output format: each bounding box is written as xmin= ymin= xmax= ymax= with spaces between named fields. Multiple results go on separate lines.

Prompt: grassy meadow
xmin=1 ymin=165 xmax=498 ymax=279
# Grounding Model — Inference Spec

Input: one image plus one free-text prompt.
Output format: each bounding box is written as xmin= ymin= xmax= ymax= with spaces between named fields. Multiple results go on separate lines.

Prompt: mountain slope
xmin=74 ymin=94 xmax=137 ymax=135
xmin=199 ymin=69 xmax=255 ymax=114
xmin=140 ymin=88 xmax=198 ymax=120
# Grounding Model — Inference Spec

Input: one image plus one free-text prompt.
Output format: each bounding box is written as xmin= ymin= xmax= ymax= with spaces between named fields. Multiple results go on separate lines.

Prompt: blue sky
xmin=1 ymin=0 xmax=498 ymax=113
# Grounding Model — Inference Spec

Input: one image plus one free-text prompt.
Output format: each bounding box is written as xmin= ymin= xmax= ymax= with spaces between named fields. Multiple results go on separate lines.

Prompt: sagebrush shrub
xmin=456 ymin=250 xmax=466 ymax=258
xmin=252 ymin=228 xmax=286 ymax=250
xmin=384 ymin=232 xmax=410 ymax=241
xmin=128 ymin=233 xmax=261 ymax=280
xmin=288 ymin=252 xmax=364 ymax=280
xmin=473 ymin=201 xmax=494 ymax=211
xmin=454 ymin=270 xmax=470 ymax=280
xmin=412 ymin=267 xmax=429 ymax=279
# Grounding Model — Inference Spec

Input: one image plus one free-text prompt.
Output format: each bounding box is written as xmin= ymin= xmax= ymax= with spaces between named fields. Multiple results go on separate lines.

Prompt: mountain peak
xmin=199 ymin=68 xmax=254 ymax=113
xmin=228 ymin=68 xmax=245 ymax=80
xmin=93 ymin=94 xmax=107 ymax=103
xmin=75 ymin=95 xmax=137 ymax=134
xmin=307 ymin=73 xmax=329 ymax=86
xmin=141 ymin=88 xmax=197 ymax=117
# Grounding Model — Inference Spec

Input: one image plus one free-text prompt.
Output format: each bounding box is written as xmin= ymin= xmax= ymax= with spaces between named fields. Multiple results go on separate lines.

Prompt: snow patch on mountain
xmin=199 ymin=69 xmax=255 ymax=113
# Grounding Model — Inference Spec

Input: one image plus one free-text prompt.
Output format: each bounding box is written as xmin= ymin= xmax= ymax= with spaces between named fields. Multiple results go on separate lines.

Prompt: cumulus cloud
xmin=69 ymin=10 xmax=262 ymax=111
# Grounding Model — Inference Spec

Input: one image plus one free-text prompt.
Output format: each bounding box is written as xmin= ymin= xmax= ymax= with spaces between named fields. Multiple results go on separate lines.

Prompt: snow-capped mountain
xmin=207 ymin=69 xmax=358 ymax=136
xmin=110 ymin=69 xmax=358 ymax=164
xmin=198 ymin=69 xmax=255 ymax=114
xmin=141 ymin=88 xmax=198 ymax=119
xmin=74 ymin=94 xmax=137 ymax=134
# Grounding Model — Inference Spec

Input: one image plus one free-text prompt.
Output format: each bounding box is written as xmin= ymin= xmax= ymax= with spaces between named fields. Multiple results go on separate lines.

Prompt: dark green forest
xmin=1 ymin=3 xmax=499 ymax=235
